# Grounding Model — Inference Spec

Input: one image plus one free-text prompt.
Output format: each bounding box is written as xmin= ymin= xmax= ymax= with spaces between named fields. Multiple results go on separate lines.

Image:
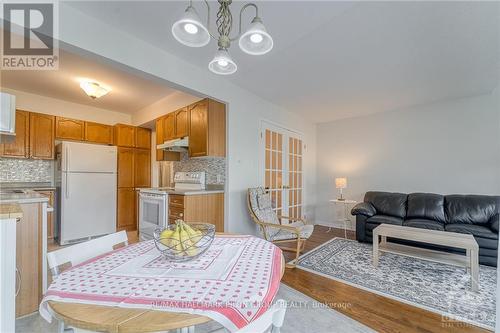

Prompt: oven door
xmin=139 ymin=192 xmax=167 ymax=238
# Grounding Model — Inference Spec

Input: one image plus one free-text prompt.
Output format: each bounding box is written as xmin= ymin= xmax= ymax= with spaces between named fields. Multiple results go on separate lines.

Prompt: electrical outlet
xmin=216 ymin=174 xmax=222 ymax=184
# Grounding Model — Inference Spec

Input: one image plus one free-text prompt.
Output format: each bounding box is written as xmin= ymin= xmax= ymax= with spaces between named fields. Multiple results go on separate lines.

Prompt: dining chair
xmin=247 ymin=187 xmax=314 ymax=267
xmin=235 ymin=299 xmax=287 ymax=333
xmin=46 ymin=231 xmax=129 ymax=333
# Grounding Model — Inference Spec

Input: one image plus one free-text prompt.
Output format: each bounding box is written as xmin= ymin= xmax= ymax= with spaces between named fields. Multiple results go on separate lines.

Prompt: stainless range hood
xmin=0 ymin=92 xmax=16 ymax=143
xmin=157 ymin=137 xmax=189 ymax=152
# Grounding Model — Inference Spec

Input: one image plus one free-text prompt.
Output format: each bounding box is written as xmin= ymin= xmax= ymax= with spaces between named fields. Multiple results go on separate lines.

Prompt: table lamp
xmin=335 ymin=177 xmax=347 ymax=201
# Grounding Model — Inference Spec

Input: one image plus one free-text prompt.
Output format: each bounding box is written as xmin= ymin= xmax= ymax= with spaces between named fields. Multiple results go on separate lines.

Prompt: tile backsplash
xmin=0 ymin=158 xmax=54 ymax=183
xmin=172 ymin=154 xmax=226 ymax=185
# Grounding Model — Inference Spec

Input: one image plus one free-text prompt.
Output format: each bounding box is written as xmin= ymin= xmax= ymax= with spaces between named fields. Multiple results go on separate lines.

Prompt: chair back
xmin=47 ymin=231 xmax=128 ymax=277
xmin=235 ymin=299 xmax=287 ymax=333
xmin=248 ymin=188 xmax=281 ymax=239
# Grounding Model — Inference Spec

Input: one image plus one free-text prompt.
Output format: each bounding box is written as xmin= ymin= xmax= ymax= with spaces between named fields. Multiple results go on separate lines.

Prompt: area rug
xmin=296 ymin=238 xmax=497 ymax=330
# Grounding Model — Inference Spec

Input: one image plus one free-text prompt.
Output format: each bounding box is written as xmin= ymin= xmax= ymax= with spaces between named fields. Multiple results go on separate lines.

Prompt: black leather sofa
xmin=351 ymin=191 xmax=499 ymax=267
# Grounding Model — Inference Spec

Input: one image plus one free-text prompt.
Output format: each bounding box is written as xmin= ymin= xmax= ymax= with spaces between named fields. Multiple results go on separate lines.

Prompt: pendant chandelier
xmin=172 ymin=0 xmax=273 ymax=75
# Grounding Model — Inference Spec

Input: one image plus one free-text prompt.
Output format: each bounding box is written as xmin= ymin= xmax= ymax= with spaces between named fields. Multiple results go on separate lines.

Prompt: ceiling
xmin=67 ymin=1 xmax=499 ymax=122
xmin=1 ymin=48 xmax=183 ymax=114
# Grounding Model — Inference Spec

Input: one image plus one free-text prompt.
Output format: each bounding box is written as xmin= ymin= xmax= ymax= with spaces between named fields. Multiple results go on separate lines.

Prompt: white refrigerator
xmin=56 ymin=141 xmax=117 ymax=245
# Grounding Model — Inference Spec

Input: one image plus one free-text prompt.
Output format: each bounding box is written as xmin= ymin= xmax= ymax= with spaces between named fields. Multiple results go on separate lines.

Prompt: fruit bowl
xmin=153 ymin=221 xmax=215 ymax=262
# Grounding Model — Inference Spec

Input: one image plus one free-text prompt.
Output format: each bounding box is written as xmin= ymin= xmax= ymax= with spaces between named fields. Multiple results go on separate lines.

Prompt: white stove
xmin=138 ymin=172 xmax=206 ymax=240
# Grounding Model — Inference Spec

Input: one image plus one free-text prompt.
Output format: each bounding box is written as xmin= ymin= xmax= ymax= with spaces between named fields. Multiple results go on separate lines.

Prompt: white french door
xmin=260 ymin=121 xmax=304 ymax=221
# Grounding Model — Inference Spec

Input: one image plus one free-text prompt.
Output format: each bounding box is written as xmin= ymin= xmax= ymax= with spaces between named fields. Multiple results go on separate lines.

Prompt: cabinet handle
xmin=65 ymin=173 xmax=69 ymax=199
xmin=15 ymin=267 xmax=21 ymax=297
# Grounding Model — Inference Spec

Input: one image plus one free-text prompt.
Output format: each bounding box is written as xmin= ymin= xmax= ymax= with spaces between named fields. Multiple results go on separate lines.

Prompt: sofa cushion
xmin=403 ymin=218 xmax=444 ymax=231
xmin=364 ymin=192 xmax=407 ymax=218
xmin=366 ymin=215 xmax=403 ymax=226
xmin=445 ymin=195 xmax=500 ymax=225
xmin=490 ymin=213 xmax=499 ymax=233
xmin=407 ymin=193 xmax=446 ymax=223
xmin=445 ymin=224 xmax=498 ymax=240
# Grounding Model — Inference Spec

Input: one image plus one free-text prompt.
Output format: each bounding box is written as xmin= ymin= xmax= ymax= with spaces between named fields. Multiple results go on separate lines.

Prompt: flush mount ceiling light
xmin=80 ymin=81 xmax=110 ymax=99
xmin=172 ymin=0 xmax=273 ymax=75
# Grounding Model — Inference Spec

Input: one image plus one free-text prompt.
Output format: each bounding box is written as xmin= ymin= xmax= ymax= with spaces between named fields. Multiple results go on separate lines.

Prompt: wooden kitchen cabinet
xmin=29 ymin=112 xmax=55 ymax=159
xmin=188 ymin=99 xmax=226 ymax=158
xmin=163 ymin=114 xmax=175 ymax=142
xmin=155 ymin=116 xmax=180 ymax=162
xmin=168 ymin=193 xmax=224 ymax=232
xmin=117 ymin=147 xmax=134 ymax=188
xmin=174 ymin=108 xmax=189 ymax=138
xmin=135 ymin=127 xmax=151 ymax=149
xmin=117 ymin=188 xmax=136 ymax=231
xmin=1 ymin=110 xmax=30 ymax=158
xmin=16 ymin=202 xmax=43 ymax=317
xmin=84 ymin=122 xmax=113 ymax=145
xmin=55 ymin=117 xmax=84 ymax=141
xmin=114 ymin=124 xmax=136 ymax=147
xmin=134 ymin=149 xmax=151 ymax=187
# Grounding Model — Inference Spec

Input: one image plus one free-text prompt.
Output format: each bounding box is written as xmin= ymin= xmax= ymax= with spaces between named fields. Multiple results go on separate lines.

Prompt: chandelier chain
xmin=216 ymin=1 xmax=233 ymax=41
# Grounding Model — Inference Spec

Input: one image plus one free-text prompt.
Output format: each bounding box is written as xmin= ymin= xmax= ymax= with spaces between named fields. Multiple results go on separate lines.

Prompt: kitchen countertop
xmin=0 ymin=203 xmax=23 ymax=219
xmin=0 ymin=190 xmax=49 ymax=204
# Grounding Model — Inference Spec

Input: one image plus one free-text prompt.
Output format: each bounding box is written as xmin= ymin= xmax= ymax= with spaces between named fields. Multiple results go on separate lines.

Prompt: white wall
xmin=58 ymin=4 xmax=316 ymax=235
xmin=2 ymin=88 xmax=132 ymax=125
xmin=315 ymin=91 xmax=500 ymax=227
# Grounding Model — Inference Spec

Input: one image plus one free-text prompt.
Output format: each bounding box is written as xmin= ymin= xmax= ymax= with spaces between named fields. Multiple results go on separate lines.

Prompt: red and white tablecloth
xmin=40 ymin=235 xmax=283 ymax=332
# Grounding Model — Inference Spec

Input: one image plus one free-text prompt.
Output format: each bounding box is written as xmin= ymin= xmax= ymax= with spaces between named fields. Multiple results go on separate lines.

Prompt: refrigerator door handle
xmin=65 ymin=146 xmax=70 ymax=171
xmin=65 ymin=173 xmax=69 ymax=199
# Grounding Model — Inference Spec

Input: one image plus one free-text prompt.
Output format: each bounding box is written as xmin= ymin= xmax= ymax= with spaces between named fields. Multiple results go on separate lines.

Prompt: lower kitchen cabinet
xmin=16 ymin=202 xmax=44 ymax=317
xmin=168 ymin=193 xmax=224 ymax=232
xmin=117 ymin=188 xmax=136 ymax=231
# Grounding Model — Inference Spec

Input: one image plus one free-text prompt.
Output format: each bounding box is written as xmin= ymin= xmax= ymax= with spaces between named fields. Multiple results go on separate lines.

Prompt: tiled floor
xmin=17 ymin=284 xmax=374 ymax=333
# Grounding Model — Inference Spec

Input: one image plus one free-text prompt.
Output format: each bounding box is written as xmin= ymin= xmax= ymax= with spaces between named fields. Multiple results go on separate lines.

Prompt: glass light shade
xmin=172 ymin=6 xmax=210 ymax=47
xmin=335 ymin=177 xmax=347 ymax=189
xmin=80 ymin=81 xmax=110 ymax=99
xmin=208 ymin=49 xmax=237 ymax=75
xmin=239 ymin=18 xmax=273 ymax=55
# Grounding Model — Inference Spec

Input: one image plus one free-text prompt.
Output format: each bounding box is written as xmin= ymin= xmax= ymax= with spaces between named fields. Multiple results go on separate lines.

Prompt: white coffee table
xmin=372 ymin=224 xmax=479 ymax=291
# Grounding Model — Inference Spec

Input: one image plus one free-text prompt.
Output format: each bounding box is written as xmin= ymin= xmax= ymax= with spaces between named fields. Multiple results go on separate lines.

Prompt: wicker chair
xmin=247 ymin=187 xmax=314 ymax=267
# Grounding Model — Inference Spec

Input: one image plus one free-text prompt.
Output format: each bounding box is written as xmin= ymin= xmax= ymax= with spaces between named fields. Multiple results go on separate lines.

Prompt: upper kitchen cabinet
xmin=134 ymin=149 xmax=151 ymax=187
xmin=174 ymin=108 xmax=189 ymax=138
xmin=114 ymin=124 xmax=136 ymax=147
xmin=189 ymin=98 xmax=226 ymax=158
xmin=55 ymin=117 xmax=84 ymax=141
xmin=163 ymin=113 xmax=175 ymax=142
xmin=155 ymin=117 xmax=180 ymax=162
xmin=85 ymin=122 xmax=113 ymax=145
xmin=1 ymin=110 xmax=30 ymax=158
xmin=135 ymin=127 xmax=151 ymax=149
xmin=29 ymin=112 xmax=55 ymax=159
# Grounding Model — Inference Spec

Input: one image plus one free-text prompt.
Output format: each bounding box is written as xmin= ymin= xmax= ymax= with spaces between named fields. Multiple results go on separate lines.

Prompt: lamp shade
xmin=208 ymin=49 xmax=237 ymax=75
xmin=238 ymin=17 xmax=273 ymax=55
xmin=80 ymin=81 xmax=110 ymax=99
xmin=171 ymin=6 xmax=210 ymax=47
xmin=335 ymin=177 xmax=347 ymax=189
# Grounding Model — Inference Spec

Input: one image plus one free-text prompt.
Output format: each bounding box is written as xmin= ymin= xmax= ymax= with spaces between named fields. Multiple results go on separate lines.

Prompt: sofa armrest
xmin=351 ymin=202 xmax=376 ymax=217
xmin=490 ymin=213 xmax=499 ymax=233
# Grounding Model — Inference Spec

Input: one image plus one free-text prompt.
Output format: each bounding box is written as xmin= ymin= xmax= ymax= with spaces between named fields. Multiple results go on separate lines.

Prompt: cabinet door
xmin=115 ymin=124 xmax=136 ymax=147
xmin=85 ymin=122 xmax=113 ymax=144
xmin=155 ymin=117 xmax=164 ymax=161
xmin=117 ymin=188 xmax=136 ymax=231
xmin=163 ymin=114 xmax=175 ymax=141
xmin=1 ymin=110 xmax=29 ymax=158
xmin=134 ymin=148 xmax=151 ymax=187
xmin=29 ymin=113 xmax=55 ymax=159
xmin=55 ymin=117 xmax=84 ymax=141
xmin=174 ymin=108 xmax=189 ymax=138
xmin=135 ymin=127 xmax=151 ymax=149
xmin=188 ymin=100 xmax=208 ymax=157
xmin=117 ymin=147 xmax=134 ymax=188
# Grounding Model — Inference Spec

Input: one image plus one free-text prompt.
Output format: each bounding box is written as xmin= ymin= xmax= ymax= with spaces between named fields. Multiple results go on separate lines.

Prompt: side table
xmin=329 ymin=199 xmax=357 ymax=238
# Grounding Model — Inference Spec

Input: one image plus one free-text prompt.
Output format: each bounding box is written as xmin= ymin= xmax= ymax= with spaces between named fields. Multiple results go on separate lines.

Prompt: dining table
xmin=40 ymin=234 xmax=285 ymax=333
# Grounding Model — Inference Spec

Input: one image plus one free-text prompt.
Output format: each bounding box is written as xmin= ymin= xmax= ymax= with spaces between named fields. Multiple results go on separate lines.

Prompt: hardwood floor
xmin=281 ymin=225 xmax=490 ymax=333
